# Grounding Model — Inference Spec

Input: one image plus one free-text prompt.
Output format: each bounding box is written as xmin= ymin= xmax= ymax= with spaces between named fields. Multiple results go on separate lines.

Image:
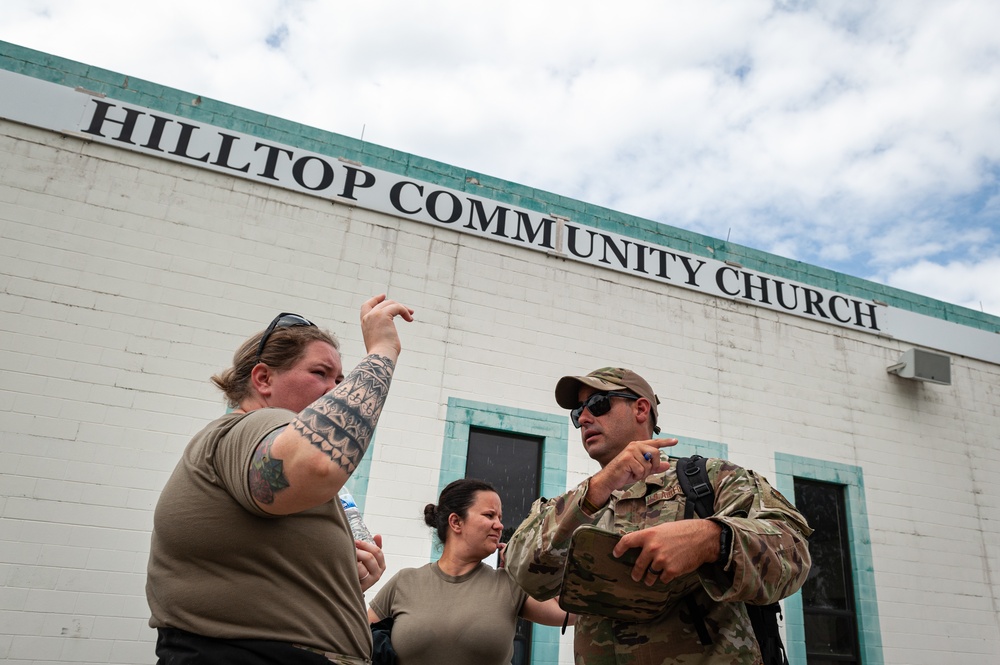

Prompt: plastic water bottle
xmin=339 ymin=490 xmax=375 ymax=544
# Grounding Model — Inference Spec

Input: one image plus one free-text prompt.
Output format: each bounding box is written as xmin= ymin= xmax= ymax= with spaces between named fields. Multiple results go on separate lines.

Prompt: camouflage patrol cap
xmin=555 ymin=367 xmax=661 ymax=434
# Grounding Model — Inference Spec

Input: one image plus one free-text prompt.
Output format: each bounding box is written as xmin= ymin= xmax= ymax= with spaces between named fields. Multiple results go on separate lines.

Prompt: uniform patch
xmin=646 ymin=485 xmax=683 ymax=503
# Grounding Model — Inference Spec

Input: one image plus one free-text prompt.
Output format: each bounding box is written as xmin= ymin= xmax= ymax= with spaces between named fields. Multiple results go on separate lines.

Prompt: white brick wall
xmin=2 ymin=117 xmax=1000 ymax=664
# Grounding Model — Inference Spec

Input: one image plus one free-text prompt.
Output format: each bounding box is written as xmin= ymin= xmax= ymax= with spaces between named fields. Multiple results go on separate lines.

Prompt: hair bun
xmin=423 ymin=503 xmax=437 ymax=528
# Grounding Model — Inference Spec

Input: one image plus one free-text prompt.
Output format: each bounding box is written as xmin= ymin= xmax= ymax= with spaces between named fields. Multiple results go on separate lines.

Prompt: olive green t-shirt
xmin=146 ymin=409 xmax=371 ymax=658
xmin=369 ymin=562 xmax=527 ymax=665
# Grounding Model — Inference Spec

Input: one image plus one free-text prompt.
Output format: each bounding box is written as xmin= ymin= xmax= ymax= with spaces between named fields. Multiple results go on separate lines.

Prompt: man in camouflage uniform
xmin=505 ymin=367 xmax=812 ymax=664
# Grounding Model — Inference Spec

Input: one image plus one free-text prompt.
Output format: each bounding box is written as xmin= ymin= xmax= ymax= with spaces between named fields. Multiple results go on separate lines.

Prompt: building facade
xmin=1 ymin=41 xmax=998 ymax=664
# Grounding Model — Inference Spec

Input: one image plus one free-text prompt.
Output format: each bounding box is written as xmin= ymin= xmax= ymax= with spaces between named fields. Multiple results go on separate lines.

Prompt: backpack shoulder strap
xmin=675 ymin=455 xmax=714 ymax=519
xmin=676 ymin=456 xmax=789 ymax=665
xmin=675 ymin=455 xmax=716 ymax=646
xmin=746 ymin=603 xmax=790 ymax=665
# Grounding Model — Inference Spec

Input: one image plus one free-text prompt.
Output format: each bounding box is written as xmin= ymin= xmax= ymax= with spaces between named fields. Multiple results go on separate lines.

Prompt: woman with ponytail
xmin=367 ymin=478 xmax=570 ymax=665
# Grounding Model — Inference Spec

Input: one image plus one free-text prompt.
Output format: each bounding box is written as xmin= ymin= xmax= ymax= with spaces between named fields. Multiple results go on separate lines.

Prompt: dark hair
xmin=211 ymin=323 xmax=339 ymax=408
xmin=423 ymin=478 xmax=497 ymax=545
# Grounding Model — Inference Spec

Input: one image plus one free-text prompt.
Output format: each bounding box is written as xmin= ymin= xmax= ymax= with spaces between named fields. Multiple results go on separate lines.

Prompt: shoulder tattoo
xmin=249 ymin=428 xmax=290 ymax=505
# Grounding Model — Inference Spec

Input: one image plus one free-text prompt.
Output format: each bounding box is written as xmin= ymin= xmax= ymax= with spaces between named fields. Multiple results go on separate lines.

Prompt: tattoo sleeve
xmin=291 ymin=353 xmax=396 ymax=475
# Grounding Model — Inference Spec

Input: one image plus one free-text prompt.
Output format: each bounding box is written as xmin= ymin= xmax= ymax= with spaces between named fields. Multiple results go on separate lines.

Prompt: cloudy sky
xmin=3 ymin=0 xmax=1000 ymax=316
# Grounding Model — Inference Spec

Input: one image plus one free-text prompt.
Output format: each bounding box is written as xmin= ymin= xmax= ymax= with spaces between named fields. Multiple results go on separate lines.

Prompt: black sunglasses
xmin=570 ymin=391 xmax=640 ymax=428
xmin=255 ymin=312 xmax=316 ymax=363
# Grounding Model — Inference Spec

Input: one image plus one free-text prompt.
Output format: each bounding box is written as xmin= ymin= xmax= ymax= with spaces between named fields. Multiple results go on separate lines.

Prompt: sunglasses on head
xmin=570 ymin=391 xmax=640 ymax=428
xmin=255 ymin=312 xmax=316 ymax=363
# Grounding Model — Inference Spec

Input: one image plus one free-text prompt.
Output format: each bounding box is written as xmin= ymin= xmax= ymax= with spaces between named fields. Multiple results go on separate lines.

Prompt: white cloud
xmin=884 ymin=257 xmax=1000 ymax=315
xmin=2 ymin=0 xmax=999 ymax=316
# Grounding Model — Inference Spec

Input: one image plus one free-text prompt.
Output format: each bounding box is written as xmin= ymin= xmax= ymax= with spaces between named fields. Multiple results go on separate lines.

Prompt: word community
xmin=81 ymin=98 xmax=880 ymax=333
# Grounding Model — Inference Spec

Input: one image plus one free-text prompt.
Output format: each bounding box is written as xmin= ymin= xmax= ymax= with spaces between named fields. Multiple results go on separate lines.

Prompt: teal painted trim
xmin=440 ymin=397 xmax=568 ymax=502
xmin=529 ymin=627 xmax=561 ymax=665
xmin=346 ymin=432 xmax=375 ymax=515
xmin=440 ymin=397 xmax=568 ymax=665
xmin=661 ymin=433 xmax=728 ymax=461
xmin=3 ymin=39 xmax=998 ymax=332
xmin=774 ymin=454 xmax=884 ymax=665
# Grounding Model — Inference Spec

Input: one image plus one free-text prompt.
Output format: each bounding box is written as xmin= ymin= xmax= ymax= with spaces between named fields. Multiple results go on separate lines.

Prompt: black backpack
xmin=675 ymin=455 xmax=790 ymax=665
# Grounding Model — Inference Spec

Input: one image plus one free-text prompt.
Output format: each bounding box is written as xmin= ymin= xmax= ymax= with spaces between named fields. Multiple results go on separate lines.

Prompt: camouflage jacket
xmin=505 ymin=457 xmax=812 ymax=665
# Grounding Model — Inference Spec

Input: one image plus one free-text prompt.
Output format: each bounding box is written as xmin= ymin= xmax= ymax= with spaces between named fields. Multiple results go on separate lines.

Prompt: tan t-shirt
xmin=146 ymin=409 xmax=371 ymax=658
xmin=369 ymin=562 xmax=527 ymax=665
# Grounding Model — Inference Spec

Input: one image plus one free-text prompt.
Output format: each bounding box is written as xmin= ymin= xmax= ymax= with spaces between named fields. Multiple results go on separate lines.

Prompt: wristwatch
xmin=717 ymin=523 xmax=733 ymax=564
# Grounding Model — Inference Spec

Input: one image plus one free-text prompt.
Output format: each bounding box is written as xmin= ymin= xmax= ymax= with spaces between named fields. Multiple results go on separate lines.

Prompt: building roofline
xmin=2 ymin=38 xmax=998 ymax=333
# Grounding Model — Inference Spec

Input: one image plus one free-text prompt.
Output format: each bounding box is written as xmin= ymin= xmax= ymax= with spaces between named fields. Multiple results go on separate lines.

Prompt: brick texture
xmin=2 ymin=92 xmax=1000 ymax=665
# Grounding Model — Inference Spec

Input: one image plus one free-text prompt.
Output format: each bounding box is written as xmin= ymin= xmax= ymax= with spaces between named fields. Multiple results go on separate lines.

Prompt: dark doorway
xmin=794 ymin=478 xmax=861 ymax=664
xmin=466 ymin=427 xmax=543 ymax=665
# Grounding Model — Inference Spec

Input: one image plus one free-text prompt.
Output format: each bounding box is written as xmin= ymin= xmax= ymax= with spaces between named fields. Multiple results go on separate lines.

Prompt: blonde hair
xmin=211 ymin=324 xmax=339 ymax=408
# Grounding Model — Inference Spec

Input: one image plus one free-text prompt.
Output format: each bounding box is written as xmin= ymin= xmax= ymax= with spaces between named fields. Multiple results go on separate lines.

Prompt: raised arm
xmin=252 ymin=294 xmax=413 ymax=515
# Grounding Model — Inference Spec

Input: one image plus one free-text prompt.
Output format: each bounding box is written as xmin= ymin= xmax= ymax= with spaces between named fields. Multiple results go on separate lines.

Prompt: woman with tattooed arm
xmin=146 ymin=294 xmax=414 ymax=665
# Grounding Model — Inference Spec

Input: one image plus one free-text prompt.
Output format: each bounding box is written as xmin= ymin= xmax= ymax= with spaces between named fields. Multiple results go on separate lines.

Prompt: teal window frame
xmin=775 ymin=454 xmax=884 ymax=665
xmin=439 ymin=397 xmax=568 ymax=665
xmin=662 ymin=434 xmax=728 ymax=461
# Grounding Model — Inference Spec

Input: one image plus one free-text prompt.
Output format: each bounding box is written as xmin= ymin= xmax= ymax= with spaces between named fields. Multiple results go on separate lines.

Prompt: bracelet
xmin=581 ymin=494 xmax=605 ymax=515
